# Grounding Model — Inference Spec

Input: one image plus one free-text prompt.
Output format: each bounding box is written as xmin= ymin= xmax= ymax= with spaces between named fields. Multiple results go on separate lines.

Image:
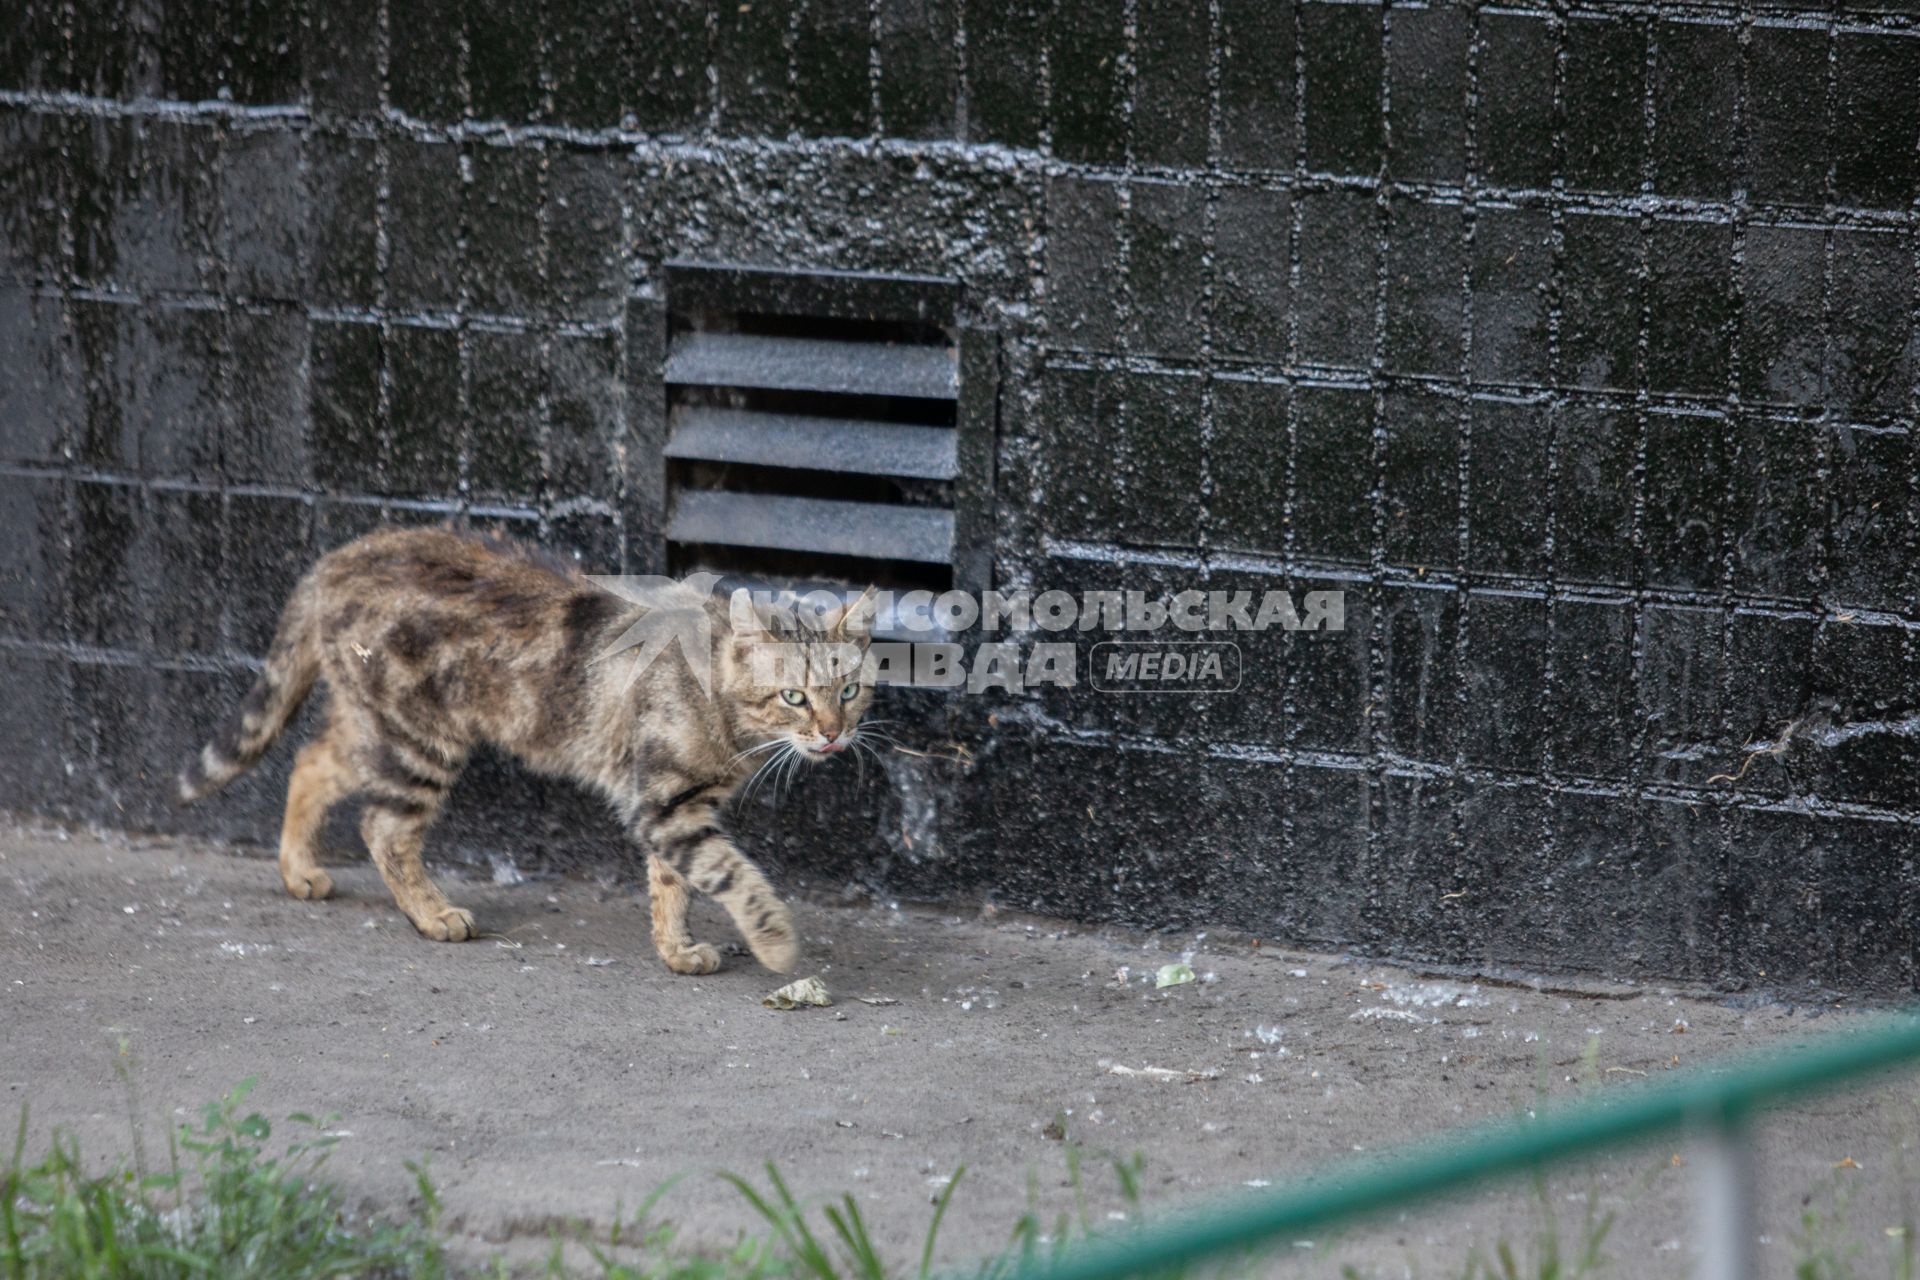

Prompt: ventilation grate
xmin=662 ymin=263 xmax=993 ymax=605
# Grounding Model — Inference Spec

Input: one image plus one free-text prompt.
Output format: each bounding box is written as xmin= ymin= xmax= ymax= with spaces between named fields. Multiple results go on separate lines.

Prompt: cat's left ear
xmin=828 ymin=586 xmax=879 ymax=643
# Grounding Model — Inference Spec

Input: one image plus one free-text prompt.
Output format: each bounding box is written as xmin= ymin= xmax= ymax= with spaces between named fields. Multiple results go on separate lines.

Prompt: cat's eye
xmin=838 ymin=682 xmax=860 ymax=702
xmin=780 ymin=689 xmax=807 ymax=707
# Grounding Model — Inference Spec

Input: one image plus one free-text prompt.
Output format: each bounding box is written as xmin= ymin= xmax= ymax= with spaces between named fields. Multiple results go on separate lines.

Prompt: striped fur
xmin=176 ymin=527 xmax=878 ymax=970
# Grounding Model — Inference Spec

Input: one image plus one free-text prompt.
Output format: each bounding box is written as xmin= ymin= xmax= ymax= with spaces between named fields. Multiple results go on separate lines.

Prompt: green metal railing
xmin=1000 ymin=1012 xmax=1920 ymax=1280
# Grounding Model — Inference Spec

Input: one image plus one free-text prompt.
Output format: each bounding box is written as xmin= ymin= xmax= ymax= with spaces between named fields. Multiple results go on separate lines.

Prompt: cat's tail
xmin=176 ymin=574 xmax=323 ymax=805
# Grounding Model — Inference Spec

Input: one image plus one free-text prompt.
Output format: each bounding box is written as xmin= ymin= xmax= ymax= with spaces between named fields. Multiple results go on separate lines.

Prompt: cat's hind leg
xmin=279 ymin=717 xmax=355 ymax=900
xmin=361 ymin=800 xmax=473 ymax=941
xmin=647 ymin=855 xmax=721 ymax=974
xmin=356 ymin=721 xmax=473 ymax=941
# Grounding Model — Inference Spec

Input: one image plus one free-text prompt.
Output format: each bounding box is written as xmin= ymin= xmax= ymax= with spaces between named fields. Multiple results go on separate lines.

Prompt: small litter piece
xmin=855 ymin=995 xmax=899 ymax=1006
xmin=763 ymin=975 xmax=834 ymax=1010
xmin=1104 ymin=1063 xmax=1222 ymax=1083
xmin=1155 ymin=962 xmax=1196 ymax=989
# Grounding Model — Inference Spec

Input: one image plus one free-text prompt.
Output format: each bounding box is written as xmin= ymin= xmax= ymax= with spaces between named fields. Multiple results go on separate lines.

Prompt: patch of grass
xmin=1447 ymin=1169 xmax=1622 ymax=1280
xmin=712 ymin=1161 xmax=963 ymax=1280
xmin=1791 ymin=1171 xmax=1918 ymax=1280
xmin=500 ymin=1187 xmax=793 ymax=1280
xmin=1329 ymin=1161 xmax=1643 ymax=1280
xmin=1 ymin=1078 xmax=445 ymax=1279
xmin=14 ymin=1075 xmax=1920 ymax=1280
xmin=535 ymin=1146 xmax=1228 ymax=1280
xmin=4 ymin=1080 xmax=1187 ymax=1280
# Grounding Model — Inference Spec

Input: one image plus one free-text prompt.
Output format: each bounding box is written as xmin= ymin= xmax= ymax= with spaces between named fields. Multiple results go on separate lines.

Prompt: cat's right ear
xmin=828 ymin=586 xmax=879 ymax=643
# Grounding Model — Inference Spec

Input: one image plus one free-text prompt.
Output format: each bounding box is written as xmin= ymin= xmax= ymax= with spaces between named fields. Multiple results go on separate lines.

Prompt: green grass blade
xmin=721 ymin=1168 xmax=836 ymax=1278
xmin=825 ymin=1196 xmax=885 ymax=1280
xmin=124 ymin=1240 xmax=217 ymax=1271
xmin=4 ymin=1104 xmax=27 ymax=1280
xmin=920 ymin=1165 xmax=966 ymax=1280
xmin=630 ymin=1171 xmax=690 ymax=1226
xmin=765 ymin=1164 xmax=836 ymax=1277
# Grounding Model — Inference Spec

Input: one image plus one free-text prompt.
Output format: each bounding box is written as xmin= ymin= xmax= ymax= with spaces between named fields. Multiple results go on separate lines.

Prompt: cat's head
xmin=721 ymin=588 xmax=878 ymax=763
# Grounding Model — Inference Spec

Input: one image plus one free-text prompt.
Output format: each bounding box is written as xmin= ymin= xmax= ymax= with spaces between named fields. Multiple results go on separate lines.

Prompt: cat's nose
xmin=820 ymin=729 xmax=840 ymax=743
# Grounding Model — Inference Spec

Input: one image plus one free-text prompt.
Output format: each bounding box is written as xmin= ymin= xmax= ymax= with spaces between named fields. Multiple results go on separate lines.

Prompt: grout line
xmin=1112 ymin=0 xmax=1136 ymax=553
xmin=11 ymin=85 xmax=1920 ymax=234
xmin=369 ymin=0 xmax=396 ymax=529
xmin=1196 ymin=0 xmax=1221 ymax=573
xmin=1624 ymin=2 xmax=1663 ymax=968
xmin=207 ymin=98 xmax=236 ymax=664
xmin=1453 ymin=0 xmax=1485 ymax=923
xmin=1364 ymin=0 xmax=1394 ymax=945
xmin=1277 ymin=0 xmax=1310 ymax=923
xmin=1904 ymin=9 xmax=1920 ymax=989
xmin=1712 ymin=0 xmax=1757 ymax=981
xmin=867 ymin=0 xmax=884 ymax=139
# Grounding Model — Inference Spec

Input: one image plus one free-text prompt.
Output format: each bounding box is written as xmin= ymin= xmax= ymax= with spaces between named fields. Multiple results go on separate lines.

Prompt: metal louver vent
xmin=662 ymin=264 xmax=993 ymax=601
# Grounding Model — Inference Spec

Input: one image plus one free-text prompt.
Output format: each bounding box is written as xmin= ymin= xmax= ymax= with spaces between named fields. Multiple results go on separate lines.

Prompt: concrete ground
xmin=2 ymin=820 xmax=1915 ymax=1279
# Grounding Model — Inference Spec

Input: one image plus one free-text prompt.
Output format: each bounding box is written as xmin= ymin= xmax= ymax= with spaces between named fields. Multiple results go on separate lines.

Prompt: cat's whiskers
xmin=740 ymin=713 xmax=887 ymax=808
xmin=729 ymin=736 xmax=783 ymax=805
xmin=845 ymin=727 xmax=893 ymax=784
xmin=754 ymin=751 xmax=788 ymax=806
xmin=739 ymin=741 xmax=793 ymax=806
xmin=727 ymin=737 xmax=787 ymax=767
xmin=766 ymin=743 xmax=798 ymax=802
xmin=848 ymin=734 xmax=886 ymax=776
xmin=772 ymin=751 xmax=797 ymax=801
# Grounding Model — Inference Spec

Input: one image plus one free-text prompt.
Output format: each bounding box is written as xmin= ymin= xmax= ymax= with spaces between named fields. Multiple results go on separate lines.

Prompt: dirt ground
xmin=3 ymin=820 xmax=1915 ymax=1279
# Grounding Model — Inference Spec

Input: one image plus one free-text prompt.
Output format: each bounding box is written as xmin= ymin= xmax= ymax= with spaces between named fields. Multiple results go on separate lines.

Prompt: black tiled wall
xmin=2 ymin=0 xmax=1918 ymax=993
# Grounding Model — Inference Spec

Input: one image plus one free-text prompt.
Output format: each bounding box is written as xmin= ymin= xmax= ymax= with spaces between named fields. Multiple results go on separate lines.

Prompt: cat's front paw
xmin=660 ymin=942 xmax=722 ymax=975
xmin=412 ymin=905 xmax=476 ymax=942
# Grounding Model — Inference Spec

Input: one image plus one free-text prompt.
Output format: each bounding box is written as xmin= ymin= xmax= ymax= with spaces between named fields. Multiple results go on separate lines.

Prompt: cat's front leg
xmin=638 ymin=790 xmax=798 ymax=974
xmin=645 ymin=853 xmax=720 ymax=974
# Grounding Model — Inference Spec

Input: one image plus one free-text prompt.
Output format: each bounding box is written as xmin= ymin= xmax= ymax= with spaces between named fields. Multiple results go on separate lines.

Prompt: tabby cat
xmin=176 ymin=527 xmax=877 ymax=974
